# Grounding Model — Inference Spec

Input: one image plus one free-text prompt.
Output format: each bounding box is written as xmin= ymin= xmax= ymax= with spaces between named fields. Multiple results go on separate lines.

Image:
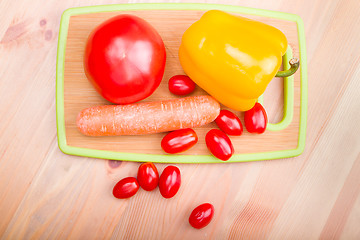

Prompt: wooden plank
xmin=268 ymin=56 xmax=360 ymax=239
xmin=0 ymin=0 xmax=360 ymax=239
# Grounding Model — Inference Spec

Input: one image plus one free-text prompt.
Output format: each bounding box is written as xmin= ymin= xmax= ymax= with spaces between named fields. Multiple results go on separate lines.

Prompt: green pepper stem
xmin=275 ymin=58 xmax=300 ymax=78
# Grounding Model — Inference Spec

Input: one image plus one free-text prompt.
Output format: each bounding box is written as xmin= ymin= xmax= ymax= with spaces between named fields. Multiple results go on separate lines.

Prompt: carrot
xmin=77 ymin=95 xmax=220 ymax=136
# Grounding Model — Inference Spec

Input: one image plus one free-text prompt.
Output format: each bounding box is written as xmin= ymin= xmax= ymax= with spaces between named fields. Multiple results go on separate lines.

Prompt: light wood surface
xmin=0 ymin=0 xmax=359 ymax=239
xmin=64 ymin=10 xmax=300 ymax=155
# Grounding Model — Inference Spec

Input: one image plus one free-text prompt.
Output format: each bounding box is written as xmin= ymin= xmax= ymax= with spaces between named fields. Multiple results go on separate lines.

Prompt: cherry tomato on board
xmin=215 ymin=110 xmax=243 ymax=136
xmin=84 ymin=15 xmax=166 ymax=104
xmin=205 ymin=129 xmax=234 ymax=161
xmin=137 ymin=162 xmax=159 ymax=191
xmin=113 ymin=177 xmax=139 ymax=199
xmin=161 ymin=128 xmax=198 ymax=154
xmin=244 ymin=102 xmax=268 ymax=134
xmin=168 ymin=75 xmax=196 ymax=95
xmin=189 ymin=203 xmax=215 ymax=229
xmin=159 ymin=166 xmax=181 ymax=198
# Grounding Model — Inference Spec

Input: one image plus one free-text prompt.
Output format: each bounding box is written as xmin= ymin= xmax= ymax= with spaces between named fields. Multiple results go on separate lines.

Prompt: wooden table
xmin=1 ymin=0 xmax=359 ymax=239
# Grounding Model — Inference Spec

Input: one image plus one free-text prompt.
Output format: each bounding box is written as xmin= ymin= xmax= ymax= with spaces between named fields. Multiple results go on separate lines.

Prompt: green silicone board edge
xmin=56 ymin=3 xmax=308 ymax=163
xmin=258 ymin=46 xmax=294 ymax=131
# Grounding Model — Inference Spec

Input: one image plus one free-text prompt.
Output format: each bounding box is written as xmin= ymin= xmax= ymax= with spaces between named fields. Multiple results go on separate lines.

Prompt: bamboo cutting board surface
xmin=63 ymin=9 xmax=301 ymax=157
xmin=1 ymin=0 xmax=360 ymax=239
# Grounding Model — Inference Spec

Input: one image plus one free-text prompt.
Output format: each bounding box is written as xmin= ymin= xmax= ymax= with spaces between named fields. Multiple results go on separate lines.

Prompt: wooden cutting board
xmin=56 ymin=4 xmax=307 ymax=163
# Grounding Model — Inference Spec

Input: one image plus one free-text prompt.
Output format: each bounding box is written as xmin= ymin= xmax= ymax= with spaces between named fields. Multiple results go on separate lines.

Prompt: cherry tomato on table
xmin=205 ymin=129 xmax=234 ymax=161
xmin=244 ymin=102 xmax=268 ymax=134
xmin=189 ymin=203 xmax=215 ymax=229
xmin=161 ymin=128 xmax=198 ymax=154
xmin=137 ymin=162 xmax=159 ymax=191
xmin=113 ymin=177 xmax=139 ymax=199
xmin=168 ymin=75 xmax=196 ymax=95
xmin=215 ymin=110 xmax=243 ymax=136
xmin=84 ymin=15 xmax=166 ymax=104
xmin=159 ymin=166 xmax=181 ymax=198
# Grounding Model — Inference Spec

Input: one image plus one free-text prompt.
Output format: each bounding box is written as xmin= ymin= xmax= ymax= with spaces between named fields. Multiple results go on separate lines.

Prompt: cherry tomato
xmin=215 ymin=110 xmax=243 ymax=136
xmin=113 ymin=177 xmax=139 ymax=199
xmin=168 ymin=75 xmax=196 ymax=95
xmin=189 ymin=203 xmax=215 ymax=229
xmin=159 ymin=166 xmax=181 ymax=198
xmin=84 ymin=15 xmax=166 ymax=104
xmin=205 ymin=129 xmax=234 ymax=161
xmin=137 ymin=162 xmax=159 ymax=191
xmin=161 ymin=128 xmax=198 ymax=154
xmin=244 ymin=102 xmax=268 ymax=134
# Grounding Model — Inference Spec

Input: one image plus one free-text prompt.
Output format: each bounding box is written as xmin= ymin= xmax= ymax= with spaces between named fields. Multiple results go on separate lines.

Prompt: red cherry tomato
xmin=137 ymin=162 xmax=159 ymax=191
xmin=205 ymin=129 xmax=234 ymax=161
xmin=113 ymin=177 xmax=139 ymax=199
xmin=159 ymin=166 xmax=181 ymax=198
xmin=168 ymin=75 xmax=196 ymax=95
xmin=84 ymin=15 xmax=166 ymax=104
xmin=215 ymin=110 xmax=243 ymax=136
xmin=161 ymin=128 xmax=198 ymax=154
xmin=244 ymin=102 xmax=268 ymax=134
xmin=189 ymin=203 xmax=215 ymax=229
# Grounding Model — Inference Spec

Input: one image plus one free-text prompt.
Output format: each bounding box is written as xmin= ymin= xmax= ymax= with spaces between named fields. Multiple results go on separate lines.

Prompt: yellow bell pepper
xmin=179 ymin=10 xmax=299 ymax=111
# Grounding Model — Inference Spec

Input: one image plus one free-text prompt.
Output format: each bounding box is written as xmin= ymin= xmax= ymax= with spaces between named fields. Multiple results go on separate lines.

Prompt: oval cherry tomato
xmin=215 ymin=110 xmax=243 ymax=136
xmin=168 ymin=75 xmax=196 ymax=95
xmin=159 ymin=166 xmax=181 ymax=198
xmin=137 ymin=162 xmax=159 ymax=191
xmin=113 ymin=177 xmax=139 ymax=199
xmin=205 ymin=129 xmax=234 ymax=161
xmin=84 ymin=15 xmax=166 ymax=104
xmin=189 ymin=203 xmax=215 ymax=229
xmin=161 ymin=128 xmax=198 ymax=154
xmin=244 ymin=102 xmax=268 ymax=134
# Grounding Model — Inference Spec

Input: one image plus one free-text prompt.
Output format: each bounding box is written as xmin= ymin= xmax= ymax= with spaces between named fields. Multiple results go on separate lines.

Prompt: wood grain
xmin=0 ymin=0 xmax=360 ymax=239
xmin=63 ymin=10 xmax=301 ymax=155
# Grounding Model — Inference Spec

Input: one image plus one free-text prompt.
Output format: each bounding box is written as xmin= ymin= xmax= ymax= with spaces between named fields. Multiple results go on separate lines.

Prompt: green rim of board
xmin=56 ymin=3 xmax=308 ymax=163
